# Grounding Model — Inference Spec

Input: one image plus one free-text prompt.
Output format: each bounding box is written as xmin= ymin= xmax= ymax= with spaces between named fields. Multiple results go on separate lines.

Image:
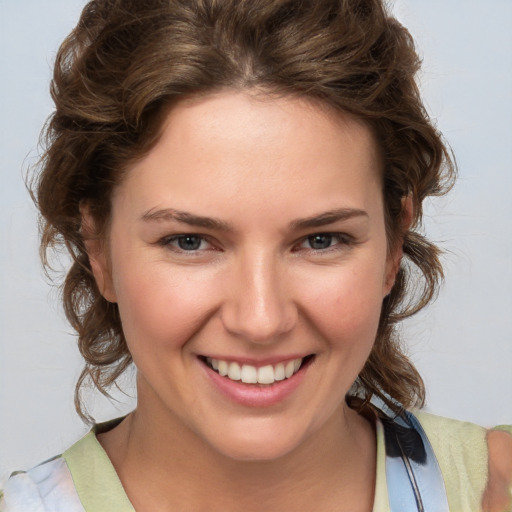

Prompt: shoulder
xmin=415 ymin=411 xmax=489 ymax=510
xmin=0 ymin=456 xmax=84 ymax=512
xmin=63 ymin=419 xmax=135 ymax=511
xmin=415 ymin=411 xmax=489 ymax=477
xmin=415 ymin=411 xmax=512 ymax=512
xmin=1 ymin=417 xmax=134 ymax=512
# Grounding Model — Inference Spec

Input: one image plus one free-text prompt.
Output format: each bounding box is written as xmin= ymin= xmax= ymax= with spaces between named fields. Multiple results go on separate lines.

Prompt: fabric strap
xmin=374 ymin=397 xmax=450 ymax=512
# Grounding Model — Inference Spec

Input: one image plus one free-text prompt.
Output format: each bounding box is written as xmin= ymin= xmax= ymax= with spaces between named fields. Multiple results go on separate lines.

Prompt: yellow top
xmin=63 ymin=412 xmax=498 ymax=512
xmin=415 ymin=412 xmax=489 ymax=512
xmin=2 ymin=413 xmax=511 ymax=511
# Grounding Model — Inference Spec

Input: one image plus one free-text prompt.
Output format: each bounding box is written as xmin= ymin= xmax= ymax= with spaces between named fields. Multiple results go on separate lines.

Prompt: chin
xmin=203 ymin=422 xmax=308 ymax=463
xmin=215 ymin=438 xmax=300 ymax=463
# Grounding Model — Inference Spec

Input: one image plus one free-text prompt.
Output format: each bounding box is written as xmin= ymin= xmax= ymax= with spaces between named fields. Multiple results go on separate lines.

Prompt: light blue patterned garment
xmin=1 ymin=456 xmax=84 ymax=512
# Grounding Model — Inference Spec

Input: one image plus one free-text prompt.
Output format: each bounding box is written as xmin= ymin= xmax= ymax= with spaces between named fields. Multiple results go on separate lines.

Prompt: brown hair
xmin=33 ymin=0 xmax=455 ymax=421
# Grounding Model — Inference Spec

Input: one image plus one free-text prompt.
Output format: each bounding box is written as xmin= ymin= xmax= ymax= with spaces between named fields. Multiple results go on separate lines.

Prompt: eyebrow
xmin=288 ymin=208 xmax=369 ymax=230
xmin=141 ymin=207 xmax=368 ymax=231
xmin=141 ymin=208 xmax=233 ymax=231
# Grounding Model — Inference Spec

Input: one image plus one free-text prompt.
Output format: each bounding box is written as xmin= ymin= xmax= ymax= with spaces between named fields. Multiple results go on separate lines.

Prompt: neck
xmin=99 ymin=398 xmax=376 ymax=512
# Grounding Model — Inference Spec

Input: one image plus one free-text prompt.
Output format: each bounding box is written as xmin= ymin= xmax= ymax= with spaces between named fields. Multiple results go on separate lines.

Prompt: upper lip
xmin=198 ymin=354 xmax=313 ymax=367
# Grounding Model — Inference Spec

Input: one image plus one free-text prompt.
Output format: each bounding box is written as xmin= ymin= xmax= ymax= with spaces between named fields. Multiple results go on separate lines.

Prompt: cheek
xmin=297 ymin=261 xmax=386 ymax=349
xmin=111 ymin=258 xmax=221 ymax=350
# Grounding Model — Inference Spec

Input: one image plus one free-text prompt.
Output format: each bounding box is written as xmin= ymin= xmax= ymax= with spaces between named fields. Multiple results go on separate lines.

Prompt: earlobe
xmin=80 ymin=204 xmax=117 ymax=303
xmin=383 ymin=249 xmax=401 ymax=297
xmin=400 ymin=194 xmax=414 ymax=233
xmin=383 ymin=195 xmax=414 ymax=297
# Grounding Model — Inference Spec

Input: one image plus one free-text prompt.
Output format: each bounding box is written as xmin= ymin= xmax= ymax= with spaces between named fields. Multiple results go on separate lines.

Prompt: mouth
xmin=199 ymin=355 xmax=315 ymax=386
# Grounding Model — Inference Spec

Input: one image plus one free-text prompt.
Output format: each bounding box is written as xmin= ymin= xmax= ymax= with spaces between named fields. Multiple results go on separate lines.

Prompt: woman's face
xmin=92 ymin=91 xmax=399 ymax=461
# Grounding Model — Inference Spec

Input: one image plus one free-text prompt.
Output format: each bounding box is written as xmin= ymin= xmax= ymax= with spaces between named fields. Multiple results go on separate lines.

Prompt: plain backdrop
xmin=1 ymin=0 xmax=511 ymax=479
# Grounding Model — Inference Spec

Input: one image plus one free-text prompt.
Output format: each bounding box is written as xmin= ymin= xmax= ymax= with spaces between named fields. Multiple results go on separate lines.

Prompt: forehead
xmin=116 ymin=90 xmax=383 ymax=223
xmin=160 ymin=90 xmax=379 ymax=170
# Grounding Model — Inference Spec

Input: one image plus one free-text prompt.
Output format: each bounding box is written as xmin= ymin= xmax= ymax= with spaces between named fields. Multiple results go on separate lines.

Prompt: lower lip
xmin=200 ymin=360 xmax=309 ymax=408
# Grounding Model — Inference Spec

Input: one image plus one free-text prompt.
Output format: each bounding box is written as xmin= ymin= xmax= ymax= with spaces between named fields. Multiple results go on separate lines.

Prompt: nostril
xmin=220 ymin=305 xmax=298 ymax=343
xmin=219 ymin=267 xmax=298 ymax=342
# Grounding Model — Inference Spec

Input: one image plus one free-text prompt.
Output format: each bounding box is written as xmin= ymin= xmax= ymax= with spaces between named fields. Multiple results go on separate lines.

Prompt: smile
xmin=204 ymin=356 xmax=311 ymax=385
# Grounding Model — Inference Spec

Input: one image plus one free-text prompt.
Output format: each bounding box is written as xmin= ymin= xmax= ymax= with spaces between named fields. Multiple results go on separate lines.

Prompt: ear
xmin=80 ymin=203 xmax=117 ymax=303
xmin=383 ymin=195 xmax=414 ymax=296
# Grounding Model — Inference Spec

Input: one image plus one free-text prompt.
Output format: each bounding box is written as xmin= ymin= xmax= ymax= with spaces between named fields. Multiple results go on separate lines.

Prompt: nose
xmin=220 ymin=250 xmax=298 ymax=343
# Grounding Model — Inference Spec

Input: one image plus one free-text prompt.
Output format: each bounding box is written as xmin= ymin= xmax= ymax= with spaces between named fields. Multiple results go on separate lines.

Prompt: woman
xmin=1 ymin=0 xmax=511 ymax=510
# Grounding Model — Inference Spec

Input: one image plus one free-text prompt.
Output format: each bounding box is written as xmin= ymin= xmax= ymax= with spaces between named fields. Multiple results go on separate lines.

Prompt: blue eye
xmin=296 ymin=232 xmax=353 ymax=252
xmin=306 ymin=234 xmax=335 ymax=250
xmin=176 ymin=235 xmax=203 ymax=250
xmin=160 ymin=235 xmax=209 ymax=251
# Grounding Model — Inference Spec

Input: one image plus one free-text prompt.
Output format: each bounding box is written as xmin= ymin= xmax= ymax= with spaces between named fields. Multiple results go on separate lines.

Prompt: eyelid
xmin=157 ymin=233 xmax=218 ymax=252
xmin=154 ymin=231 xmax=355 ymax=253
xmin=293 ymin=232 xmax=355 ymax=251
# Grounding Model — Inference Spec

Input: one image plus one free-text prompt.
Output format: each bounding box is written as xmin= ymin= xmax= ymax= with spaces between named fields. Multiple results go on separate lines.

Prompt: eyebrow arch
xmin=289 ymin=208 xmax=369 ymax=230
xmin=141 ymin=208 xmax=233 ymax=231
xmin=141 ymin=207 xmax=368 ymax=232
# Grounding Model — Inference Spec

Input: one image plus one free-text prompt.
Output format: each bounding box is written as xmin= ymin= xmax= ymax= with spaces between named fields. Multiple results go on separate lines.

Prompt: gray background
xmin=1 ymin=0 xmax=511 ymax=479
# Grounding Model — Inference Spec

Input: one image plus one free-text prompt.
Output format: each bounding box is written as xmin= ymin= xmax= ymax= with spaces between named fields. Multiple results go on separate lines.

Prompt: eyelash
xmin=157 ymin=232 xmax=354 ymax=254
xmin=157 ymin=234 xmax=215 ymax=252
xmin=294 ymin=233 xmax=354 ymax=252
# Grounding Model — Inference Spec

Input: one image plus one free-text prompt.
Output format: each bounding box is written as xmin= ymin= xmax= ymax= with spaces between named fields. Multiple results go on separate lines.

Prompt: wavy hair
xmin=32 ymin=0 xmax=455 ymax=421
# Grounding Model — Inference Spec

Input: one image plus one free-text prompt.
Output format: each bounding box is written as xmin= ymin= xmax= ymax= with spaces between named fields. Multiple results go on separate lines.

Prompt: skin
xmin=85 ymin=90 xmax=512 ymax=511
xmin=86 ymin=90 xmax=404 ymax=511
xmin=483 ymin=430 xmax=512 ymax=512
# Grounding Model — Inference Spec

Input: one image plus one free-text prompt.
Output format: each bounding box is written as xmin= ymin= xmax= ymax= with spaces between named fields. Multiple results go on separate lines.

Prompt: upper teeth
xmin=207 ymin=357 xmax=303 ymax=385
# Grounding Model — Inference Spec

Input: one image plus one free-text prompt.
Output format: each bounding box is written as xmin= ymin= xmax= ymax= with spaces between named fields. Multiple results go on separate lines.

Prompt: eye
xmin=296 ymin=232 xmax=353 ymax=251
xmin=306 ymin=234 xmax=336 ymax=250
xmin=159 ymin=234 xmax=211 ymax=252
